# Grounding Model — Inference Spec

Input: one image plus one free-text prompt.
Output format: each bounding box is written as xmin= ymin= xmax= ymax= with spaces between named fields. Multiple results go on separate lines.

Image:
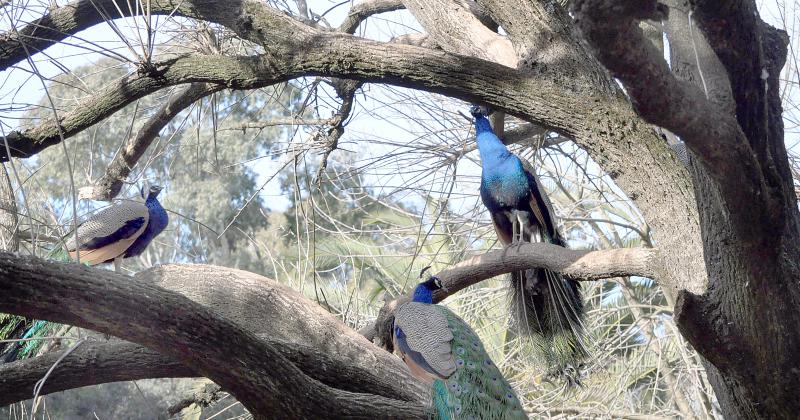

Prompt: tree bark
xmin=573 ymin=1 xmax=800 ymax=418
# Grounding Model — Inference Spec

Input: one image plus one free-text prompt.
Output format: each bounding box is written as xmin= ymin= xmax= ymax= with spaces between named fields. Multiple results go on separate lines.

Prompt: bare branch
xmin=80 ymin=83 xmax=223 ymax=201
xmin=369 ymin=243 xmax=661 ymax=348
xmin=0 ymin=55 xmax=286 ymax=162
xmin=0 ymin=337 xmax=418 ymax=408
xmin=338 ymin=0 xmax=404 ymax=33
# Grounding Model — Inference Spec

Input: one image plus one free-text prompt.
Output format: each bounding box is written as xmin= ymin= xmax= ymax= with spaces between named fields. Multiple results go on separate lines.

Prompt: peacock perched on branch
xmin=0 ymin=184 xmax=168 ymax=363
xmin=394 ymin=276 xmax=527 ymax=419
xmin=470 ymin=105 xmax=586 ymax=384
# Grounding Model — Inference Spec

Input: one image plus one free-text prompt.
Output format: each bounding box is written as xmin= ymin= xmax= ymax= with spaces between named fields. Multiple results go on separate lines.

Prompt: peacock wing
xmin=519 ymin=157 xmax=564 ymax=246
xmin=65 ymin=200 xmax=149 ymax=265
xmin=394 ymin=302 xmax=457 ymax=382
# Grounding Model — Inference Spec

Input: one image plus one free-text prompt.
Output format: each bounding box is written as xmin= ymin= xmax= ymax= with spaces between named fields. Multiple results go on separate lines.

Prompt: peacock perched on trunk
xmin=470 ymin=105 xmax=586 ymax=384
xmin=393 ymin=277 xmax=527 ymax=419
xmin=0 ymin=184 xmax=168 ymax=363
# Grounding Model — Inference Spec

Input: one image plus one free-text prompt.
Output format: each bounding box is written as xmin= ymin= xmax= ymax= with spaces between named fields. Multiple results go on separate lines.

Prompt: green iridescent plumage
xmin=394 ymin=277 xmax=527 ymax=419
xmin=429 ymin=308 xmax=526 ymax=420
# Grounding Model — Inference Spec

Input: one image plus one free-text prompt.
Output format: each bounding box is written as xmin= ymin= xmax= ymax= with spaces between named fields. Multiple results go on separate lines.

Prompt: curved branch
xmin=366 ymin=244 xmax=660 ymax=344
xmin=0 ymin=340 xmax=191 ymax=407
xmin=0 ymin=55 xmax=285 ymax=161
xmin=338 ymin=0 xmax=404 ymax=33
xmin=0 ymin=254 xmax=426 ymax=419
xmin=81 ymin=83 xmax=223 ymax=201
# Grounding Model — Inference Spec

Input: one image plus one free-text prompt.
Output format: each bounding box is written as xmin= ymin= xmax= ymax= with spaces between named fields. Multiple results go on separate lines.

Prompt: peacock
xmin=470 ymin=105 xmax=586 ymax=384
xmin=66 ymin=183 xmax=168 ymax=272
xmin=393 ymin=276 xmax=528 ymax=420
xmin=0 ymin=184 xmax=168 ymax=363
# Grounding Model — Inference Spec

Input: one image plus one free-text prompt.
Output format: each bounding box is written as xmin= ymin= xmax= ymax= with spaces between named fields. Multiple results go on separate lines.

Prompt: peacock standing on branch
xmin=0 ymin=184 xmax=168 ymax=363
xmin=393 ymin=276 xmax=527 ymax=419
xmin=470 ymin=105 xmax=586 ymax=383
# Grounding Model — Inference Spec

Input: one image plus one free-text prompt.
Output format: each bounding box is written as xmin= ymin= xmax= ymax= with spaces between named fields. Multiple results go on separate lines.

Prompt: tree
xmin=0 ymin=0 xmax=796 ymax=418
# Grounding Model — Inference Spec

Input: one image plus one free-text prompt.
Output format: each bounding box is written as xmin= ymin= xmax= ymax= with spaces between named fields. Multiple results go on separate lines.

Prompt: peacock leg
xmin=514 ymin=210 xmax=525 ymax=248
xmin=113 ymin=257 xmax=122 ymax=273
xmin=510 ymin=211 xmax=519 ymax=245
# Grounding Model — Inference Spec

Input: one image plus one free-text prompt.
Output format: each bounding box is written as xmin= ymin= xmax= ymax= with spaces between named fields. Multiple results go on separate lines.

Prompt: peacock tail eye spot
xmin=467 ymin=361 xmax=477 ymax=369
xmin=456 ymin=358 xmax=465 ymax=367
xmin=456 ymin=346 xmax=466 ymax=355
xmin=472 ymin=341 xmax=479 ymax=349
xmin=484 ymin=359 xmax=492 ymax=366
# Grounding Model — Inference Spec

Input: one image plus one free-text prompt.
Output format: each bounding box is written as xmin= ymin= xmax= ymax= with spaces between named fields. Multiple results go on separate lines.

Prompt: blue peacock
xmin=394 ymin=276 xmax=528 ymax=419
xmin=470 ymin=105 xmax=586 ymax=383
xmin=0 ymin=184 xmax=168 ymax=362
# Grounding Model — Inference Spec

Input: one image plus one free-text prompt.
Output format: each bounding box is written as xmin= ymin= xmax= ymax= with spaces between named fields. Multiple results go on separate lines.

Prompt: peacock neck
xmin=412 ymin=284 xmax=434 ymax=304
xmin=145 ymin=196 xmax=168 ymax=225
xmin=474 ymin=115 xmax=511 ymax=166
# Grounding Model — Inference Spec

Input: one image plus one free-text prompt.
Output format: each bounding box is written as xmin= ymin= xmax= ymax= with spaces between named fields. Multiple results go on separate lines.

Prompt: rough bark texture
xmin=0 ymin=163 xmax=17 ymax=251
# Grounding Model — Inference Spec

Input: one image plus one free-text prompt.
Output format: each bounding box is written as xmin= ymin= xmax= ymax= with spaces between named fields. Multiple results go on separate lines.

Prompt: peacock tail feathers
xmin=0 ymin=246 xmax=74 ymax=363
xmin=47 ymin=245 xmax=72 ymax=262
xmin=431 ymin=307 xmax=527 ymax=420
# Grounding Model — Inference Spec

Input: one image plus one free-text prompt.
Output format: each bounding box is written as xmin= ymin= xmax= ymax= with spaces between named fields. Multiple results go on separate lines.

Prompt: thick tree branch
xmin=400 ymin=0 xmax=515 ymax=66
xmin=0 ymin=254 xmax=426 ymax=419
xmin=0 ymin=261 xmax=430 ymax=407
xmin=136 ymin=264 xmax=426 ymax=405
xmin=662 ymin=0 xmax=734 ymax=114
xmin=0 ymin=337 xmax=418 ymax=408
xmin=474 ymin=0 xmax=610 ymax=88
xmin=0 ymin=340 xmax=191 ymax=407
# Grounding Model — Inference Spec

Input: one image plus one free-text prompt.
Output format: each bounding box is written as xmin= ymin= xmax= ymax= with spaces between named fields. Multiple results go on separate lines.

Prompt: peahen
xmin=393 ymin=276 xmax=527 ymax=420
xmin=470 ymin=105 xmax=586 ymax=383
xmin=0 ymin=184 xmax=168 ymax=363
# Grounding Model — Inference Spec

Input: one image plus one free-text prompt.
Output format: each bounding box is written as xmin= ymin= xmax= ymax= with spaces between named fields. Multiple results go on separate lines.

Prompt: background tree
xmin=0 ymin=0 xmax=797 ymax=418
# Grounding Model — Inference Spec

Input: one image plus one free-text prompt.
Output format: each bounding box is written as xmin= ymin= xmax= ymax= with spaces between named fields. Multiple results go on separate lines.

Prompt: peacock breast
xmin=480 ymin=165 xmax=530 ymax=209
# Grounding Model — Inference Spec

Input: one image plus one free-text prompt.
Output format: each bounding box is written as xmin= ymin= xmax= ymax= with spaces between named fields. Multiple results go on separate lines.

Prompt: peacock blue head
xmin=139 ymin=182 xmax=163 ymax=200
xmin=412 ymin=276 xmax=445 ymax=303
xmin=469 ymin=105 xmax=493 ymax=134
xmin=147 ymin=185 xmax=164 ymax=200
